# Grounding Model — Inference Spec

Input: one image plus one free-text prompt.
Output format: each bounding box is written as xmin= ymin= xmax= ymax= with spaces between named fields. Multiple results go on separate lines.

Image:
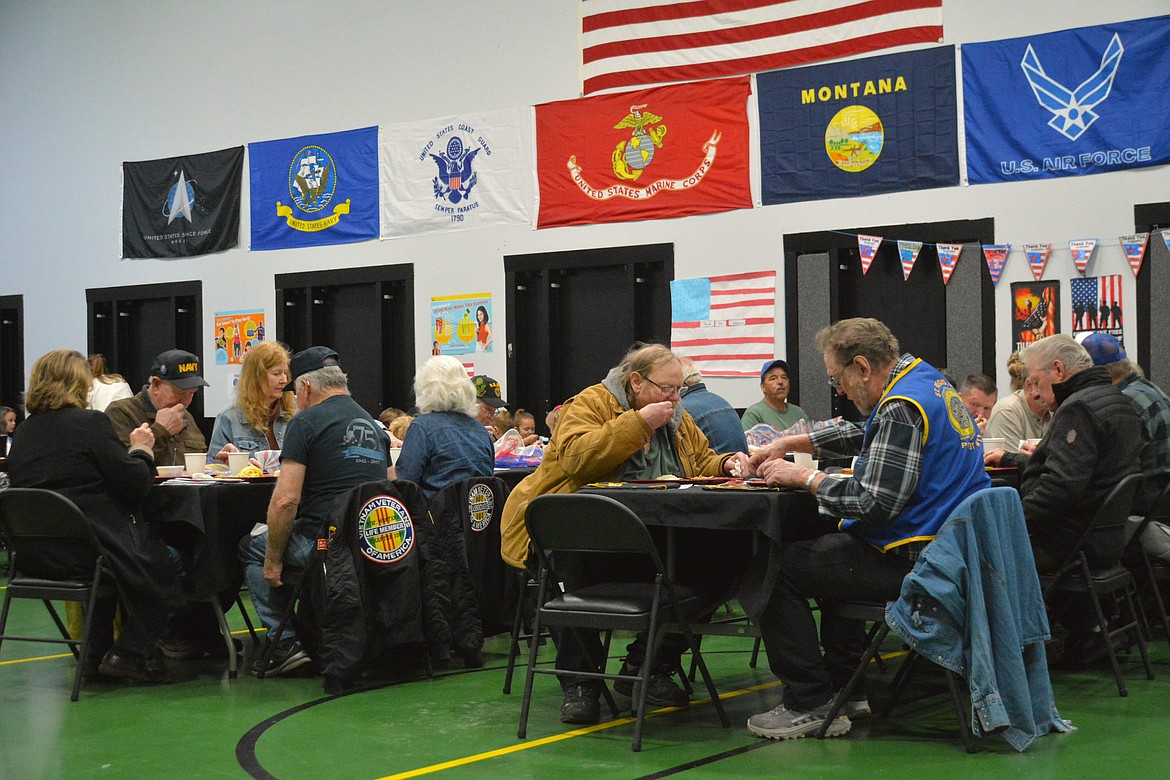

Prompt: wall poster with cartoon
xmin=214 ymin=309 xmax=266 ymax=365
xmin=431 ymin=293 xmax=492 ymax=356
xmin=1010 ymin=281 xmax=1060 ymax=353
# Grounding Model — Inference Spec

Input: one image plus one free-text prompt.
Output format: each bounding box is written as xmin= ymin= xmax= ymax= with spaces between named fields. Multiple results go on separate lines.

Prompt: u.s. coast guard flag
xmin=758 ymin=46 xmax=958 ymax=204
xmin=249 ymin=126 xmax=379 ymax=251
xmin=963 ymin=16 xmax=1170 ymax=184
xmin=380 ymin=108 xmax=534 ymax=238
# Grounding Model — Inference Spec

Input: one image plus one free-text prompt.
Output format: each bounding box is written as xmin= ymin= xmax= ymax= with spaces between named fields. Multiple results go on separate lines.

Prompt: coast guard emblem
xmin=358 ymin=495 xmax=414 ymax=564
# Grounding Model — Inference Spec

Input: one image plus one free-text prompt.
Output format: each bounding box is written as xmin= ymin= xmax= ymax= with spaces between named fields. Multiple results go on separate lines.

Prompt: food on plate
xmin=236 ymin=465 xmax=264 ymax=478
xmin=657 ymin=474 xmax=680 ymax=480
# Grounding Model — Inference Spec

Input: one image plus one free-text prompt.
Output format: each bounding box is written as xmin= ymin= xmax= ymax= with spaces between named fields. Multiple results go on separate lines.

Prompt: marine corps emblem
xmin=612 ymin=104 xmax=668 ymax=181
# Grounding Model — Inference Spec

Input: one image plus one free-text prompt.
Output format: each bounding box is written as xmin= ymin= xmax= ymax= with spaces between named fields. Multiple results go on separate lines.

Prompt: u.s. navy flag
xmin=122 ymin=146 xmax=243 ymax=259
xmin=963 ymin=16 xmax=1170 ymax=184
xmin=249 ymin=127 xmax=379 ymax=251
xmin=758 ymin=46 xmax=958 ymax=204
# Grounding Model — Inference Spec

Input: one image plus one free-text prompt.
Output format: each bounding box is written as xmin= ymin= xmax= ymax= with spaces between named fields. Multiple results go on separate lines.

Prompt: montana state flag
xmin=249 ymin=126 xmax=379 ymax=251
xmin=536 ymin=76 xmax=752 ymax=229
xmin=963 ymin=16 xmax=1170 ymax=184
xmin=122 ymin=146 xmax=243 ymax=259
xmin=758 ymin=46 xmax=958 ymax=205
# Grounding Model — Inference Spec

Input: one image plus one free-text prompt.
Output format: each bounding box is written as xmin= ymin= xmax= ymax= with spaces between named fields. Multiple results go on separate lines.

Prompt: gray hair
xmin=814 ymin=318 xmax=899 ymax=369
xmin=1021 ymin=334 xmax=1092 ymax=375
xmin=679 ymin=356 xmax=702 ymax=385
xmin=414 ymin=355 xmax=477 ymax=416
xmin=300 ymin=365 xmax=349 ymax=394
xmin=613 ymin=343 xmax=679 ymax=402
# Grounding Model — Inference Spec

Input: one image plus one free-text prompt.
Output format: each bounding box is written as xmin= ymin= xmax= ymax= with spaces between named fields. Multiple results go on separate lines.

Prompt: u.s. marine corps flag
xmin=963 ymin=16 xmax=1170 ymax=184
xmin=535 ymin=76 xmax=752 ymax=229
xmin=249 ymin=126 xmax=379 ymax=251
xmin=758 ymin=46 xmax=959 ymax=204
xmin=122 ymin=146 xmax=243 ymax=259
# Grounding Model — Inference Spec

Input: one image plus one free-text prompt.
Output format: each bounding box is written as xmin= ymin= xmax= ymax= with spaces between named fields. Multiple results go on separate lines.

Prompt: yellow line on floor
xmin=0 ymin=652 xmax=72 ymax=665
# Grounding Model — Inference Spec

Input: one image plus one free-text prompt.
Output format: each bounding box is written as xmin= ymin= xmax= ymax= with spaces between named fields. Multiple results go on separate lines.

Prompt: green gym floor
xmin=1 ymin=587 xmax=1166 ymax=780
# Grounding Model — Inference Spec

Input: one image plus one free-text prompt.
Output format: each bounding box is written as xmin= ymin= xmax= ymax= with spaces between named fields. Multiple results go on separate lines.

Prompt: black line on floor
xmin=631 ymin=738 xmax=777 ymax=778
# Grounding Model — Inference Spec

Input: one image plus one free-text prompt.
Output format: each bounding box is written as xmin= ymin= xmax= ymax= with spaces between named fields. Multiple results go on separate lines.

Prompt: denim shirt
xmin=679 ymin=383 xmax=748 ymax=454
xmin=885 ymin=487 xmax=1073 ymax=751
xmin=207 ymin=403 xmax=288 ymax=461
xmin=394 ymin=411 xmax=495 ymax=498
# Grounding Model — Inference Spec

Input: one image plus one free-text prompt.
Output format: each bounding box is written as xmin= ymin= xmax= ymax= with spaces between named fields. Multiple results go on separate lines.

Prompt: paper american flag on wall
xmin=670 ymin=270 xmax=776 ymax=376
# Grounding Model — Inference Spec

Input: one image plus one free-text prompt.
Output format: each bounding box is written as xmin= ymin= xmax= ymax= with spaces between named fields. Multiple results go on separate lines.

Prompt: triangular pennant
xmin=1023 ymin=243 xmax=1052 ymax=281
xmin=936 ymin=243 xmax=963 ymax=286
xmin=1119 ymin=233 xmax=1150 ymax=277
xmin=983 ymin=244 xmax=1010 ymax=287
xmin=897 ymin=240 xmax=923 ymax=281
xmin=857 ymin=234 xmax=883 ymax=275
xmin=1068 ymin=238 xmax=1098 ymax=276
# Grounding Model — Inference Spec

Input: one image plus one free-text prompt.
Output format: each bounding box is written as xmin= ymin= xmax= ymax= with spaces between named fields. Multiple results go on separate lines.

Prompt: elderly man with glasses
xmin=744 ymin=318 xmax=989 ymax=741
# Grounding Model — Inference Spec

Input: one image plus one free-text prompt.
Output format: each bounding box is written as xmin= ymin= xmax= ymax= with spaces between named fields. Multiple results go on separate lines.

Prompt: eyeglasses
xmin=826 ymin=356 xmax=859 ymax=391
xmin=642 ymin=375 xmax=681 ymax=397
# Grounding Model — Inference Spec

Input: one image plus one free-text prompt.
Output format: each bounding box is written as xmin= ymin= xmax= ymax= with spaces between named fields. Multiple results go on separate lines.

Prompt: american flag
xmin=670 ymin=270 xmax=775 ymax=376
xmin=1070 ymin=274 xmax=1123 ymax=333
xmin=581 ymin=0 xmax=945 ymax=95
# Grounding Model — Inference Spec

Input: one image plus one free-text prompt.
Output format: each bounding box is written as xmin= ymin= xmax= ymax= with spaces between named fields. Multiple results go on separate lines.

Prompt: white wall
xmin=1 ymin=0 xmax=1166 ymax=414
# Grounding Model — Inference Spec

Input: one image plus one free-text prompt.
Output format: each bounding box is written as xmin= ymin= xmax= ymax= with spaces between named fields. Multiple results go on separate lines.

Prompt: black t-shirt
xmin=281 ymin=394 xmax=389 ymax=537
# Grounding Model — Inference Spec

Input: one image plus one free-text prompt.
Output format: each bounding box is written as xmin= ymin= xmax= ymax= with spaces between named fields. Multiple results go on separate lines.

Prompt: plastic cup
xmin=227 ymin=452 xmax=250 ymax=475
xmin=793 ymin=452 xmax=818 ymax=470
xmin=184 ymin=452 xmax=207 ymax=476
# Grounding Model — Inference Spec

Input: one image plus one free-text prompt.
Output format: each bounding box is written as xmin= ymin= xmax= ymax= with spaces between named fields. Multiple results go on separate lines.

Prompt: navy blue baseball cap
xmin=1080 ymin=332 xmax=1127 ymax=366
xmin=284 ymin=346 xmax=340 ymax=391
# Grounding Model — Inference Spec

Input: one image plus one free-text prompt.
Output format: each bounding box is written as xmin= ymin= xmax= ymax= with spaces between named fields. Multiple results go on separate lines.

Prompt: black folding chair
xmin=0 ymin=488 xmax=123 ymax=701
xmin=1040 ymin=473 xmax=1153 ymax=696
xmin=1123 ymin=481 xmax=1170 ymax=649
xmin=517 ymin=493 xmax=729 ymax=752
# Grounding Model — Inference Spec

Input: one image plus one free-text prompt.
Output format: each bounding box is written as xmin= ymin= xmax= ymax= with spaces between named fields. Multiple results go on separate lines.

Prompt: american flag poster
xmin=1070 ymin=274 xmax=1124 ymax=339
xmin=1010 ymin=281 xmax=1059 ymax=353
xmin=670 ymin=270 xmax=775 ymax=377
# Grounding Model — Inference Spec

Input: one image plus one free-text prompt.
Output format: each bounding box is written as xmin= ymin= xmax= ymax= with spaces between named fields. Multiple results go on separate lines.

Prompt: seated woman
xmin=7 ymin=349 xmax=182 ymax=684
xmin=208 ymin=341 xmax=295 ymax=462
xmin=500 ymin=343 xmax=750 ymax=726
xmin=395 ymin=356 xmax=494 ymax=497
xmin=86 ymin=353 xmax=132 ymax=412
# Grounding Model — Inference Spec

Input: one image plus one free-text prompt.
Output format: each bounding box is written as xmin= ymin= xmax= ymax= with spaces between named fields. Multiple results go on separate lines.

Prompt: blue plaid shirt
xmin=1118 ymin=372 xmax=1170 ymax=514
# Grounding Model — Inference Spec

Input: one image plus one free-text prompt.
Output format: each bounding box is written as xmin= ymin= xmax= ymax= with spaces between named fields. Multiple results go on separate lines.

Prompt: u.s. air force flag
xmin=249 ymin=126 xmax=379 ymax=251
xmin=963 ymin=16 xmax=1170 ymax=184
xmin=380 ymin=108 xmax=534 ymax=238
xmin=122 ymin=146 xmax=243 ymax=259
xmin=758 ymin=46 xmax=958 ymax=205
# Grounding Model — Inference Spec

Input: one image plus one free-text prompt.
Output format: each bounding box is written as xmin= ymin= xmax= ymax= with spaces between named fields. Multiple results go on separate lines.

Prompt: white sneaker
xmin=835 ymin=691 xmax=872 ymax=720
xmin=746 ymin=702 xmax=852 ymax=740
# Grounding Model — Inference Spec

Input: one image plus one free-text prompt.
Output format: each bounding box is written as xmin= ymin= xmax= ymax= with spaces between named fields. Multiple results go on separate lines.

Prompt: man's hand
xmin=638 ymin=401 xmax=675 ymax=430
xmin=263 ymin=558 xmax=284 ymax=588
xmin=983 ymin=448 xmax=1005 ymax=466
xmin=155 ymin=404 xmax=187 ymax=436
xmin=213 ymin=442 xmax=240 ymax=463
xmin=128 ymin=422 xmax=155 ymax=450
xmin=723 ymin=452 xmax=750 ymax=477
xmin=1017 ymin=441 xmax=1038 ymax=457
xmin=757 ymin=457 xmax=806 ymax=488
xmin=746 ymin=435 xmax=808 ymax=474
xmin=974 ymin=415 xmax=989 ymax=434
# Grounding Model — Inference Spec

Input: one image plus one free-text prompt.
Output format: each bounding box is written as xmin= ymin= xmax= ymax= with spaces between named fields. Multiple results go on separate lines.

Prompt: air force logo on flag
xmin=963 ymin=15 xmax=1170 ymax=184
xmin=1021 ymin=34 xmax=1122 ymax=141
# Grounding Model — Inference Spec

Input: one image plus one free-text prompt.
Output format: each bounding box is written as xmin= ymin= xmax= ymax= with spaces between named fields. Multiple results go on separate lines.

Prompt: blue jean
xmin=239 ymin=530 xmax=314 ymax=638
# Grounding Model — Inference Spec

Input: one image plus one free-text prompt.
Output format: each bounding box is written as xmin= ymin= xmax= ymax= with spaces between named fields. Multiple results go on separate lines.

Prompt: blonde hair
xmin=492 ymin=408 xmax=514 ymax=433
xmin=1006 ymin=351 xmax=1028 ymax=392
xmin=236 ymin=341 xmax=296 ymax=432
xmin=26 ymin=350 xmax=91 ymax=413
xmin=389 ymin=414 xmax=413 ymax=441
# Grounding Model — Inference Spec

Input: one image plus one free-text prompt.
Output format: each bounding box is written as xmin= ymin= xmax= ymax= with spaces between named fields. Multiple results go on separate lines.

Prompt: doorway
xmin=783 ymin=219 xmax=995 ymax=422
xmin=0 ymin=295 xmax=23 ymax=419
xmin=87 ymin=282 xmax=205 ymax=431
xmin=276 ymin=264 xmax=415 ymax=417
xmin=504 ymin=244 xmax=673 ymax=434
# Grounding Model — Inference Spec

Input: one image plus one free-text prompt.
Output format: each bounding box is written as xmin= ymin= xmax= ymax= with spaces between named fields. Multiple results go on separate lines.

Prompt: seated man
xmin=472 ymin=374 xmax=508 ymax=440
xmin=106 ymin=349 xmax=208 ymax=466
xmin=987 ymin=334 xmax=1141 ymax=571
xmin=678 ymin=356 xmax=748 ymax=454
xmin=740 ymin=358 xmax=809 ymax=432
xmin=986 ymin=351 xmax=1050 ymax=445
xmin=747 ymin=318 xmax=988 ymax=740
xmin=959 ymin=373 xmax=998 ymax=434
xmin=241 ymin=347 xmax=393 ymax=676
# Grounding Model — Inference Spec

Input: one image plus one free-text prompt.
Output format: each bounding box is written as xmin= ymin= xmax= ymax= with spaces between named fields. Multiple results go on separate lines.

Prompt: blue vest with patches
xmin=841 ymin=359 xmax=990 ymax=552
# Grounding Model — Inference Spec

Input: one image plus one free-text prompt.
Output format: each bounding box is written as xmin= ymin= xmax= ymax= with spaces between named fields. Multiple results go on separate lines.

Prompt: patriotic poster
xmin=670 ymin=270 xmax=775 ymax=377
xmin=380 ymin=108 xmax=534 ymax=238
xmin=580 ymin=0 xmax=943 ymax=95
xmin=963 ymin=15 xmax=1170 ymax=184
xmin=535 ymin=76 xmax=752 ymax=229
xmin=1010 ymin=281 xmax=1059 ymax=353
xmin=122 ymin=146 xmax=243 ymax=259
xmin=431 ymin=293 xmax=493 ymax=356
xmin=1070 ymin=274 xmax=1124 ymax=339
xmin=249 ymin=126 xmax=379 ymax=251
xmin=214 ymin=310 xmax=266 ymax=366
xmin=758 ymin=46 xmax=959 ymax=205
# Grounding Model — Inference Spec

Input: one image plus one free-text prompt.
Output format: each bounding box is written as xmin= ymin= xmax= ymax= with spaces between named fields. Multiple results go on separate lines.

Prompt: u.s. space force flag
xmin=122 ymin=146 xmax=243 ymax=259
xmin=963 ymin=15 xmax=1170 ymax=184
xmin=670 ymin=270 xmax=775 ymax=377
xmin=380 ymin=108 xmax=535 ymax=238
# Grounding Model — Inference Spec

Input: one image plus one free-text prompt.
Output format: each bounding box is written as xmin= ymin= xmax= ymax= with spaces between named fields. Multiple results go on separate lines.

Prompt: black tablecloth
xmin=494 ymin=467 xmax=535 ymax=492
xmin=146 ymin=480 xmax=275 ymax=599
